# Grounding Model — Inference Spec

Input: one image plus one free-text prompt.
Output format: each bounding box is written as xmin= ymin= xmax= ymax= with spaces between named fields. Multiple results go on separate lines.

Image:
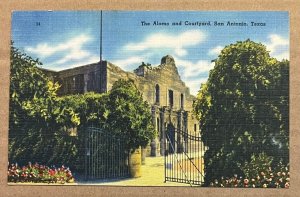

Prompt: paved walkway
xmin=78 ymin=156 xmax=190 ymax=186
xmin=8 ymin=156 xmax=197 ymax=186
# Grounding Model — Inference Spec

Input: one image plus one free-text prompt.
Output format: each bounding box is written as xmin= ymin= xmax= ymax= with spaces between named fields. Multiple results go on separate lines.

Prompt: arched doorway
xmin=166 ymin=123 xmax=175 ymax=154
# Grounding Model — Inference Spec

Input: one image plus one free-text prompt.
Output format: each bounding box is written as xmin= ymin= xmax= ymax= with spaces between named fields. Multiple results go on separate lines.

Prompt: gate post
xmin=160 ymin=107 xmax=166 ymax=156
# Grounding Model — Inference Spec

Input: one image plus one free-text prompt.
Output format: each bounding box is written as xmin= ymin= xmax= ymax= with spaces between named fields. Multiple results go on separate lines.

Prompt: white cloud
xmin=208 ymin=45 xmax=223 ymax=56
xmin=51 ymin=55 xmax=99 ymax=70
xmin=265 ymin=34 xmax=289 ymax=52
xmin=175 ymin=57 xmax=214 ymax=78
xmin=124 ymin=30 xmax=206 ymax=57
xmin=185 ymin=78 xmax=208 ymax=96
xmin=53 ymin=49 xmax=91 ymax=65
xmin=173 ymin=56 xmax=213 ymax=95
xmin=25 ymin=34 xmax=101 ymax=70
xmin=26 ymin=34 xmax=92 ymax=58
xmin=111 ymin=56 xmax=145 ymax=70
xmin=273 ymin=51 xmax=289 ymax=61
xmin=264 ymin=34 xmax=289 ymax=60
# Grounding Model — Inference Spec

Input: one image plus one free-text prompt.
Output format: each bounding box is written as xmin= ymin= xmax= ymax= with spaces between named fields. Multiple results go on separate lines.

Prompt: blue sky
xmin=12 ymin=11 xmax=289 ymax=95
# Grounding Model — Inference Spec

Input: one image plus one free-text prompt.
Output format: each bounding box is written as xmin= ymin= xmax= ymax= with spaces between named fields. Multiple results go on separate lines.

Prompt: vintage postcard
xmin=8 ymin=10 xmax=289 ymax=188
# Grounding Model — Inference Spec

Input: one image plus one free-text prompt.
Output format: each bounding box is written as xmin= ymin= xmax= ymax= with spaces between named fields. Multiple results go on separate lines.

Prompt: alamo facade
xmin=42 ymin=55 xmax=200 ymax=156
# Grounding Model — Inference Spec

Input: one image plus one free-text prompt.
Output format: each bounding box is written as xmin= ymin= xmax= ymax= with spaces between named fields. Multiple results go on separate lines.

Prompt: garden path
xmin=78 ymin=156 xmax=190 ymax=186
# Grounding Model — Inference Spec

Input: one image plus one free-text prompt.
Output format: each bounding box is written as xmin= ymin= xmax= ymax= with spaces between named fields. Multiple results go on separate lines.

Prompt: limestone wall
xmin=106 ymin=55 xmax=200 ymax=138
xmin=107 ymin=55 xmax=196 ymax=112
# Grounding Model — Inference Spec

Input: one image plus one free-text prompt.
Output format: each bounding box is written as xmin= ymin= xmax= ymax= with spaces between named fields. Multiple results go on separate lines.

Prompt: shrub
xmin=209 ymin=171 xmax=290 ymax=188
xmin=193 ymin=40 xmax=289 ymax=185
xmin=209 ymin=158 xmax=290 ymax=188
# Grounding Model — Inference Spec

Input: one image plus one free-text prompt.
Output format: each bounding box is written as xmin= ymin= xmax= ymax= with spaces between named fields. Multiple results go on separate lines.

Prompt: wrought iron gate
xmin=164 ymin=127 xmax=205 ymax=186
xmin=84 ymin=127 xmax=130 ymax=180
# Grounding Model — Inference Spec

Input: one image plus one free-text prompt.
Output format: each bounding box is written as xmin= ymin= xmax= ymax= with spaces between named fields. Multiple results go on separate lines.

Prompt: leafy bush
xmin=9 ymin=43 xmax=80 ymax=167
xmin=193 ymin=40 xmax=289 ymax=185
xmin=209 ymin=153 xmax=290 ymax=188
xmin=105 ymin=79 xmax=156 ymax=151
xmin=239 ymin=152 xmax=272 ymax=179
xmin=209 ymin=162 xmax=290 ymax=188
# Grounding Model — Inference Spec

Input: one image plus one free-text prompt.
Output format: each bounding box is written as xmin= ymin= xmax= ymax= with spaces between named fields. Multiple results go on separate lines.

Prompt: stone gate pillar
xmin=183 ymin=111 xmax=188 ymax=153
xmin=177 ymin=110 xmax=184 ymax=153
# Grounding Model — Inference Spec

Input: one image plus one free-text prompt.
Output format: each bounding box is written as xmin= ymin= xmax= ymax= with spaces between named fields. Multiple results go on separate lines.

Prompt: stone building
xmin=42 ymin=55 xmax=200 ymax=156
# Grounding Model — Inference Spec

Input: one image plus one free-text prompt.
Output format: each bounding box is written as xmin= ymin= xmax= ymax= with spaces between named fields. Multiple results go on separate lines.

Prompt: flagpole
xmin=100 ymin=10 xmax=103 ymax=62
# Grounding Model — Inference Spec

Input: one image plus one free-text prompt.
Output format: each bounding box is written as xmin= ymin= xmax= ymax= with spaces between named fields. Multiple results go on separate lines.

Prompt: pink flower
xmin=244 ymin=179 xmax=249 ymax=184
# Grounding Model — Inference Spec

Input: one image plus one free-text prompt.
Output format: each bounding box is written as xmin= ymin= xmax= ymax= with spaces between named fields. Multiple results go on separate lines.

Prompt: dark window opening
xmin=157 ymin=117 xmax=160 ymax=132
xmin=74 ymin=74 xmax=84 ymax=94
xmin=180 ymin=93 xmax=184 ymax=109
xmin=194 ymin=124 xmax=197 ymax=132
xmin=87 ymin=72 xmax=96 ymax=92
xmin=168 ymin=89 xmax=174 ymax=107
xmin=63 ymin=75 xmax=84 ymax=95
xmin=155 ymin=84 xmax=160 ymax=104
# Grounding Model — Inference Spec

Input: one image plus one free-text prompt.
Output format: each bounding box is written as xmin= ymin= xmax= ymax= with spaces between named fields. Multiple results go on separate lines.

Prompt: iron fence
xmin=84 ymin=127 xmax=130 ymax=180
xmin=165 ymin=128 xmax=205 ymax=186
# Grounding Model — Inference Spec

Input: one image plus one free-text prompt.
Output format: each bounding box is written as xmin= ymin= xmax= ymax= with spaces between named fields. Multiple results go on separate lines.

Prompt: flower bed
xmin=8 ymin=162 xmax=75 ymax=184
xmin=209 ymin=167 xmax=290 ymax=188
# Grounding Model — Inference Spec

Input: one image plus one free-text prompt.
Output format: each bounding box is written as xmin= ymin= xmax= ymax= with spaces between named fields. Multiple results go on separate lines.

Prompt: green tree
xmin=9 ymin=43 xmax=79 ymax=165
xmin=105 ymin=79 xmax=156 ymax=152
xmin=193 ymin=40 xmax=289 ymax=185
xmin=52 ymin=92 xmax=108 ymax=170
xmin=58 ymin=92 xmax=107 ymax=127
